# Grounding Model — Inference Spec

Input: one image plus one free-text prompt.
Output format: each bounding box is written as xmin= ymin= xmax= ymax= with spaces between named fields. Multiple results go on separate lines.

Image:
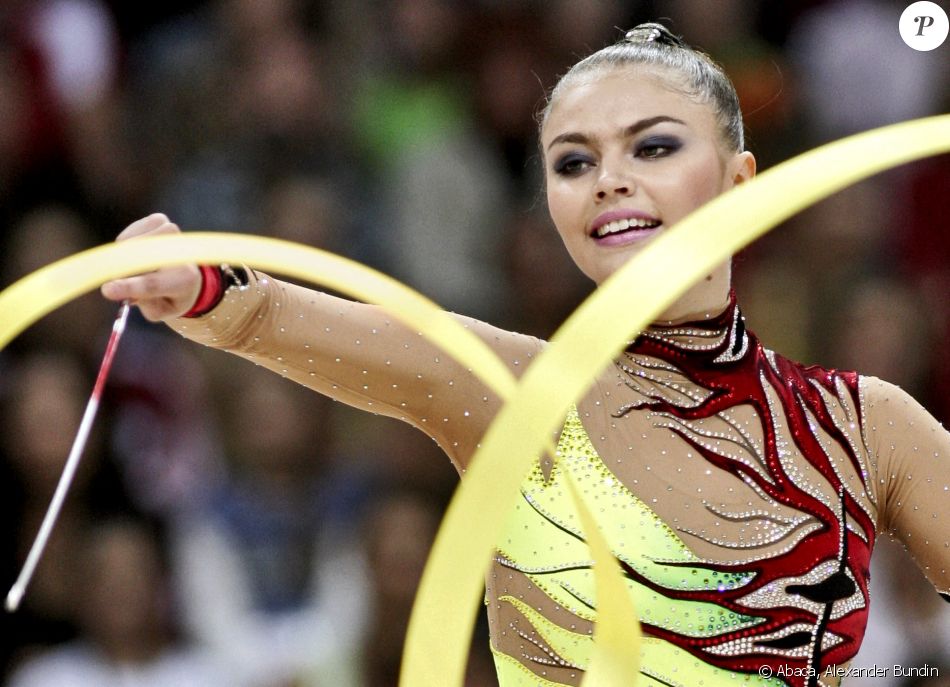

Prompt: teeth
xmin=595 ymin=217 xmax=660 ymax=237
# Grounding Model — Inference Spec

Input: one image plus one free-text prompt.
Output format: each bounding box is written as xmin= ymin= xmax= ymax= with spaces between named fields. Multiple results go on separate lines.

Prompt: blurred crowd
xmin=0 ymin=0 xmax=948 ymax=685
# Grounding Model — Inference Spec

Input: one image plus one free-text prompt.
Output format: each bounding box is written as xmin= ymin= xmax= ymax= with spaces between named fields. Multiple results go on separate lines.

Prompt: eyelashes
xmin=551 ymin=136 xmax=683 ymax=177
xmin=553 ymin=154 xmax=593 ymax=176
xmin=636 ymin=136 xmax=682 ymax=158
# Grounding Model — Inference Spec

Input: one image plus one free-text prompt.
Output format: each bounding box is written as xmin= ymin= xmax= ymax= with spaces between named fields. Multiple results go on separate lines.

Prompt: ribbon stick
xmin=5 ymin=301 xmax=130 ymax=612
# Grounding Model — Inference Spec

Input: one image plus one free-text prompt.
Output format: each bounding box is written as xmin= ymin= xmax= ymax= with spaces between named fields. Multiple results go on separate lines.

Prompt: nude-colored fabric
xmin=174 ymin=271 xmax=544 ymax=471
xmin=861 ymin=376 xmax=950 ymax=596
xmin=173 ymin=273 xmax=950 ymax=686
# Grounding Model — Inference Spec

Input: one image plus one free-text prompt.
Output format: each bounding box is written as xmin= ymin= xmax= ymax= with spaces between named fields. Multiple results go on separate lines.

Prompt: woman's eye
xmin=640 ymin=145 xmax=669 ymax=158
xmin=553 ymin=155 xmax=592 ymax=176
xmin=636 ymin=138 xmax=681 ymax=159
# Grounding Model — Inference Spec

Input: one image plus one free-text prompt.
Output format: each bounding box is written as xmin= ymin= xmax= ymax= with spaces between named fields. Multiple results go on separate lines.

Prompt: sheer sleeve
xmin=862 ymin=376 xmax=950 ymax=600
xmin=170 ymin=270 xmax=545 ymax=471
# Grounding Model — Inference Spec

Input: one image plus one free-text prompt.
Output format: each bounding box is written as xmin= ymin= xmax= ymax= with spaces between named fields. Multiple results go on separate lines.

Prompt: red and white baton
xmin=5 ymin=301 xmax=131 ymax=612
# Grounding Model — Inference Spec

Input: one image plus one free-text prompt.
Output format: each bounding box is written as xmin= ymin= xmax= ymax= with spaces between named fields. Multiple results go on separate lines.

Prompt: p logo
xmin=900 ymin=1 xmax=949 ymax=50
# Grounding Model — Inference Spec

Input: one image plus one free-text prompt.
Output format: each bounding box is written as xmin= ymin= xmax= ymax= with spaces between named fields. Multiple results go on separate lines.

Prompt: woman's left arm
xmin=862 ymin=376 xmax=950 ymax=601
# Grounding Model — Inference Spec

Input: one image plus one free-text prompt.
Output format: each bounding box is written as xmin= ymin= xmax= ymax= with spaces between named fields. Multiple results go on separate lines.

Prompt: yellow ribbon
xmin=400 ymin=114 xmax=950 ymax=686
xmin=1 ymin=114 xmax=948 ymax=687
xmin=0 ymin=236 xmax=517 ymax=398
xmin=566 ymin=472 xmax=644 ymax=683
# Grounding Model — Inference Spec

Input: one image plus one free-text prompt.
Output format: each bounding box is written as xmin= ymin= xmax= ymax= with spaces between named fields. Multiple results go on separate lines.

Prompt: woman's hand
xmin=100 ymin=213 xmax=202 ymax=322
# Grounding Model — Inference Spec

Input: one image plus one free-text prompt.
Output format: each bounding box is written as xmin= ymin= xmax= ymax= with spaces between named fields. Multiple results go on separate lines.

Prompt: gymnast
xmin=102 ymin=23 xmax=949 ymax=687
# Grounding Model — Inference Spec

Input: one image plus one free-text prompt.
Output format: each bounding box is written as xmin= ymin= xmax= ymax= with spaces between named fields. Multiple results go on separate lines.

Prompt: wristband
xmin=182 ymin=265 xmax=225 ymax=318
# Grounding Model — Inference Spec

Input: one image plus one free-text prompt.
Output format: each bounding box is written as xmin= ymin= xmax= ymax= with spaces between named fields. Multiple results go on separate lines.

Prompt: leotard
xmin=174 ymin=271 xmax=950 ymax=687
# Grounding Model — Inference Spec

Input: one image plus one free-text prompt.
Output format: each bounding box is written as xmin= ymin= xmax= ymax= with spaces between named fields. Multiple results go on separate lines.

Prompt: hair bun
xmin=624 ymin=23 xmax=686 ymax=48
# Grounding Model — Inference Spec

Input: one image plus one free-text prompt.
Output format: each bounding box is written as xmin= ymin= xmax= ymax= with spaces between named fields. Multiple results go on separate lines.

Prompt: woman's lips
xmin=593 ymin=222 xmax=663 ymax=247
xmin=590 ymin=209 xmax=661 ymax=235
xmin=589 ymin=210 xmax=663 ymax=247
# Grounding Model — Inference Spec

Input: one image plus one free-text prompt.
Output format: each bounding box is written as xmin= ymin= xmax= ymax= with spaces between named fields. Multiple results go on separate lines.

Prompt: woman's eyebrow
xmin=623 ymin=115 xmax=686 ymax=137
xmin=546 ymin=115 xmax=687 ymax=151
xmin=546 ymin=131 xmax=593 ymax=151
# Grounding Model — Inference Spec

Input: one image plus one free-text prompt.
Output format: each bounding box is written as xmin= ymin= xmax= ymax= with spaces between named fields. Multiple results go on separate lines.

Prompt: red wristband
xmin=183 ymin=265 xmax=226 ymax=318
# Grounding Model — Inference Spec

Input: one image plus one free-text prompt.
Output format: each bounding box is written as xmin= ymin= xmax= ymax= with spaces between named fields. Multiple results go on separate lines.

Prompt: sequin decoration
xmin=493 ymin=295 xmax=877 ymax=687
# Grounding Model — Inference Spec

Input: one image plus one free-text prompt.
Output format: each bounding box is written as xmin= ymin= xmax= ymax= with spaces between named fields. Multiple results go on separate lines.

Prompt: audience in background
xmin=7 ymin=518 xmax=230 ymax=687
xmin=2 ymin=1 xmax=947 ymax=685
xmin=170 ymin=367 xmax=369 ymax=687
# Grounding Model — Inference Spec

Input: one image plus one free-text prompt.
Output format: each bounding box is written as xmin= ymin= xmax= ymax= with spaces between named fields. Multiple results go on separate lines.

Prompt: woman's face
xmin=542 ymin=68 xmax=754 ymax=285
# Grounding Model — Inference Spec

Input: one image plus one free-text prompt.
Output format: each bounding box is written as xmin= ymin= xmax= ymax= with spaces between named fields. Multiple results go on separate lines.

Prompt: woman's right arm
xmin=101 ymin=215 xmax=545 ymax=471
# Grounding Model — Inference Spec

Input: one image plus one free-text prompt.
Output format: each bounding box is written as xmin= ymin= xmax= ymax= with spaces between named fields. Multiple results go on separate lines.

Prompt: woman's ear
xmin=729 ymin=151 xmax=756 ymax=186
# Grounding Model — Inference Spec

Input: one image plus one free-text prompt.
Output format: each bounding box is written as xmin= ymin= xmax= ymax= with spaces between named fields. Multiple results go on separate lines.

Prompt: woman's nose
xmin=595 ymin=183 xmax=630 ymax=200
xmin=594 ymin=166 xmax=634 ymax=200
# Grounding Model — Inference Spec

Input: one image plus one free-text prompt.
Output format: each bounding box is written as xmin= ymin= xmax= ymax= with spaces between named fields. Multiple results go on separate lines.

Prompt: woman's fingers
xmin=115 ymin=213 xmax=177 ymax=241
xmin=101 ymin=265 xmax=195 ymax=301
xmin=100 ymin=215 xmax=202 ymax=321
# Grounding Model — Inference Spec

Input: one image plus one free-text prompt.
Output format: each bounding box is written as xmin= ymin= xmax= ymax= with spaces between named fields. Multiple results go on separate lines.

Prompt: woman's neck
xmin=653 ymin=260 xmax=732 ymax=325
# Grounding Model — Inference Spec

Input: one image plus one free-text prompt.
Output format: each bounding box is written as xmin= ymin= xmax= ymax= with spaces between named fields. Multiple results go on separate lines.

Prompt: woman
xmin=102 ymin=24 xmax=949 ymax=687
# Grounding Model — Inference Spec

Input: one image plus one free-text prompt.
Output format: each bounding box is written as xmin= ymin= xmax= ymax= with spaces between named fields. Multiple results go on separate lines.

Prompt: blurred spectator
xmin=0 ymin=40 xmax=37 ymax=212
xmin=350 ymin=0 xmax=511 ymax=318
xmin=360 ymin=489 xmax=441 ymax=687
xmin=786 ymin=0 xmax=948 ymax=143
xmin=107 ymin=325 xmax=224 ymax=517
xmin=0 ymin=350 xmax=127 ymax=675
xmin=655 ymin=0 xmax=797 ymax=165
xmin=169 ymin=366 xmax=369 ymax=687
xmin=825 ymin=277 xmax=935 ymax=397
xmin=542 ymin=0 xmax=630 ymax=59
xmin=7 ymin=517 xmax=229 ymax=687
xmin=1 ymin=204 xmax=112 ymax=358
xmin=894 ymin=154 xmax=950 ymax=425
xmin=125 ymin=0 xmax=351 ymax=233
xmin=852 ymin=537 xmax=950 ymax=687
xmin=259 ymin=174 xmax=343 ymax=250
xmin=0 ymin=0 xmax=140 ymax=225
xmin=255 ymin=172 xmax=383 ymax=268
xmin=497 ymin=208 xmax=590 ymax=339
xmin=735 ymin=178 xmax=896 ymax=366
xmin=470 ymin=7 xmax=551 ymax=196
xmin=20 ymin=0 xmax=117 ymax=116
